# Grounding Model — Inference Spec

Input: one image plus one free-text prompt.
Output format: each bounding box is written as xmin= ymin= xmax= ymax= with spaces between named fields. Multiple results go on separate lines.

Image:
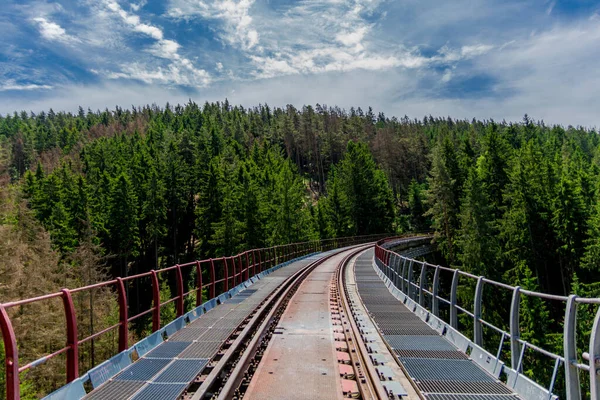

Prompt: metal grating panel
xmin=179 ymin=341 xmax=223 ymax=359
xmin=400 ymin=358 xmax=494 ymax=382
xmin=426 ymin=395 xmax=517 ymax=400
xmin=154 ymin=359 xmax=209 ymax=383
xmin=197 ymin=327 xmax=234 ymax=342
xmin=84 ymin=381 xmax=145 ymax=400
xmin=417 ymin=380 xmax=514 ymax=395
xmin=130 ymin=383 xmax=187 ymax=400
xmin=115 ymin=358 xmax=171 ymax=381
xmin=190 ymin=318 xmax=224 ymax=327
xmin=169 ymin=328 xmax=208 ymax=342
xmin=379 ymin=326 xmax=440 ymax=336
xmin=385 ymin=335 xmax=457 ymax=351
xmin=395 ymin=349 xmax=468 ymax=360
xmin=144 ymin=341 xmax=191 ymax=359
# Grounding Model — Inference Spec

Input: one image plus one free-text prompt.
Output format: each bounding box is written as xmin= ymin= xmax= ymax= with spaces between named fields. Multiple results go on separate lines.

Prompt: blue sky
xmin=1 ymin=0 xmax=599 ymax=126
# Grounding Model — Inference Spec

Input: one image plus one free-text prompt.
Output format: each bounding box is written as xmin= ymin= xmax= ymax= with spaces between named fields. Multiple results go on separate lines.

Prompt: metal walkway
xmin=75 ymin=252 xmax=337 ymax=400
xmin=354 ymin=249 xmax=518 ymax=399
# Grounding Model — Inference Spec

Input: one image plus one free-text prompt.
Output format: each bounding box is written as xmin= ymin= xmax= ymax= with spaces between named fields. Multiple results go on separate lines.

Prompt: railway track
xmin=186 ymin=245 xmax=394 ymax=400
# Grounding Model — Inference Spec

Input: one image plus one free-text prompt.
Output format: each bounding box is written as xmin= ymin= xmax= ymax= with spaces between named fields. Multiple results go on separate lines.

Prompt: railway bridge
xmin=1 ymin=235 xmax=599 ymax=399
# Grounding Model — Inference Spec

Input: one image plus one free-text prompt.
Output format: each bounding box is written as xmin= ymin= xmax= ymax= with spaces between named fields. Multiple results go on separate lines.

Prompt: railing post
xmin=450 ymin=269 xmax=459 ymax=329
xmin=223 ymin=257 xmax=229 ymax=292
xmin=564 ymin=295 xmax=582 ymax=400
xmin=419 ymin=262 xmax=427 ymax=307
xmin=209 ymin=258 xmax=216 ymax=298
xmin=474 ymin=276 xmax=484 ymax=346
xmin=237 ymin=255 xmax=243 ymax=284
xmin=407 ymin=260 xmax=414 ymax=300
xmin=115 ymin=278 xmax=129 ymax=351
xmin=175 ymin=264 xmax=184 ymax=317
xmin=0 ymin=305 xmax=19 ymax=400
xmin=432 ymin=266 xmax=440 ymax=316
xmin=232 ymin=256 xmax=238 ymax=285
xmin=151 ymin=271 xmax=161 ymax=331
xmin=401 ymin=258 xmax=407 ymax=293
xmin=510 ymin=286 xmax=521 ymax=371
xmin=258 ymin=250 xmax=263 ymax=272
xmin=589 ymin=306 xmax=600 ymax=399
xmin=61 ymin=288 xmax=79 ymax=382
xmin=245 ymin=252 xmax=250 ymax=279
xmin=195 ymin=262 xmax=203 ymax=307
xmin=393 ymin=255 xmax=400 ymax=288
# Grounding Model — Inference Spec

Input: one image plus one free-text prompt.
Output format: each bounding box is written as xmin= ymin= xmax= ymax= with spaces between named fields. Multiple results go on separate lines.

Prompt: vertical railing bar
xmin=151 ymin=271 xmax=161 ymax=331
xmin=400 ymin=257 xmax=408 ymax=295
xmin=589 ymin=304 xmax=600 ymax=399
xmin=245 ymin=252 xmax=250 ymax=281
xmin=510 ymin=286 xmax=521 ymax=371
xmin=115 ymin=278 xmax=129 ymax=351
xmin=61 ymin=288 xmax=79 ymax=382
xmin=0 ymin=305 xmax=19 ymax=400
xmin=209 ymin=259 xmax=216 ymax=299
xmin=564 ymin=294 xmax=581 ymax=400
xmin=450 ymin=269 xmax=459 ymax=329
xmin=407 ymin=260 xmax=414 ymax=300
xmin=419 ymin=262 xmax=427 ymax=307
xmin=474 ymin=276 xmax=484 ymax=346
xmin=223 ymin=257 xmax=229 ymax=292
xmin=175 ymin=264 xmax=184 ymax=317
xmin=194 ymin=262 xmax=202 ymax=308
xmin=432 ymin=266 xmax=440 ymax=317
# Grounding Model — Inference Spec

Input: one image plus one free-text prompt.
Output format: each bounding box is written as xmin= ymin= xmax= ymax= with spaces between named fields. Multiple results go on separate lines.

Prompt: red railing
xmin=0 ymin=234 xmax=385 ymax=400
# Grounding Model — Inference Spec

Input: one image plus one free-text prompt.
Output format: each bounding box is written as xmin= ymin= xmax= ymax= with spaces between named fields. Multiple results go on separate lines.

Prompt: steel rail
xmin=347 ymin=248 xmax=426 ymax=400
xmin=337 ymin=246 xmax=391 ymax=400
xmin=190 ymin=245 xmax=368 ymax=400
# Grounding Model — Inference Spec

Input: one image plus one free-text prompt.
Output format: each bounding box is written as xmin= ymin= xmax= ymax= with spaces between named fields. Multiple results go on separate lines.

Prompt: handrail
xmin=374 ymin=238 xmax=600 ymax=400
xmin=0 ymin=234 xmax=386 ymax=400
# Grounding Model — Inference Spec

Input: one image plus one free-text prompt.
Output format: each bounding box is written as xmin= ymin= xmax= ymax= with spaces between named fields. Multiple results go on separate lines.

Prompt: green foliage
xmin=328 ymin=141 xmax=394 ymax=236
xmin=426 ymin=135 xmax=462 ymax=263
xmin=6 ymin=101 xmax=600 ymax=397
xmin=408 ymin=179 xmax=428 ymax=232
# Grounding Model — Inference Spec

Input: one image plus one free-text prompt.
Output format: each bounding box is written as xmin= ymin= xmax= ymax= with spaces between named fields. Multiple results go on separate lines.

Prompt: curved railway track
xmin=186 ymin=245 xmax=392 ymax=400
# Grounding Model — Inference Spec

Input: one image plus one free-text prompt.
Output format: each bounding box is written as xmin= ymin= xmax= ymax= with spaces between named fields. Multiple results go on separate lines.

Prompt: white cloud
xmin=100 ymin=0 xmax=210 ymax=86
xmin=130 ymin=0 xmax=147 ymax=12
xmin=32 ymin=17 xmax=80 ymax=44
xmin=546 ymin=1 xmax=556 ymax=15
xmin=105 ymin=0 xmax=163 ymax=40
xmin=149 ymin=39 xmax=180 ymax=59
xmin=168 ymin=0 xmax=259 ymax=50
xmin=335 ymin=26 xmax=369 ymax=48
xmin=0 ymin=80 xmax=53 ymax=92
xmin=441 ymin=69 xmax=453 ymax=83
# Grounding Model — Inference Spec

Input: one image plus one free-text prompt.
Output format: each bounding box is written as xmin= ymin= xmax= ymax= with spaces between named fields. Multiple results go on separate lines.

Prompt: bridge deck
xmin=355 ymin=249 xmax=518 ymax=400
xmin=82 ymin=252 xmax=335 ymax=400
xmin=242 ymin=249 xmax=351 ymax=400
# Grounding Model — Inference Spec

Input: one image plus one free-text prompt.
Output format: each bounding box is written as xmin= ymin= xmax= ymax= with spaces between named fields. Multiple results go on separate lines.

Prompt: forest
xmin=1 ymin=101 xmax=600 ymax=397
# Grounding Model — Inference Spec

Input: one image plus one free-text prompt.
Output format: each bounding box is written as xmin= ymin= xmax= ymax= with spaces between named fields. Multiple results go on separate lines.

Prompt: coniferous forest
xmin=1 ymin=101 xmax=600 ymax=396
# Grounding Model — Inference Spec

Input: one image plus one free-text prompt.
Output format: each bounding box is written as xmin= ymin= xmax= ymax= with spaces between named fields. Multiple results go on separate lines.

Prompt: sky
xmin=1 ymin=0 xmax=599 ymax=126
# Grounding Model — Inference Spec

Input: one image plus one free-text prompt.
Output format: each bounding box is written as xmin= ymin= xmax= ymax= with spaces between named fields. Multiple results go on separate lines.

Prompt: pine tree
xmin=106 ymin=173 xmax=140 ymax=277
xmin=408 ymin=179 xmax=427 ymax=232
xmin=426 ymin=136 xmax=461 ymax=263
xmin=456 ymin=168 xmax=498 ymax=277
xmin=323 ymin=167 xmax=348 ymax=237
